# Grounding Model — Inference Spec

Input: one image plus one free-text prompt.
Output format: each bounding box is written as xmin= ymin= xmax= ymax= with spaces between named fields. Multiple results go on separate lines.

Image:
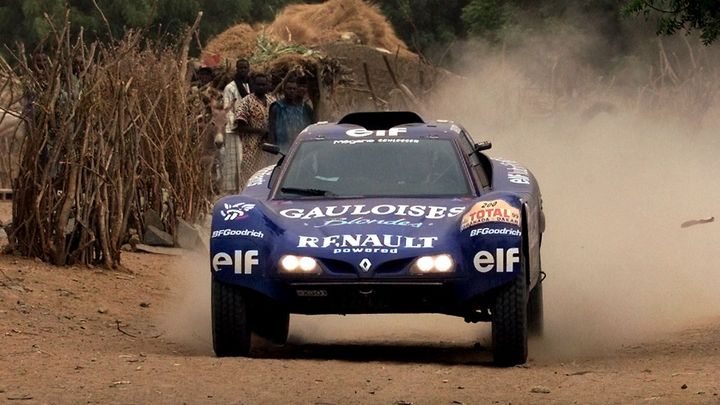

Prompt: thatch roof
xmin=203 ymin=23 xmax=258 ymax=61
xmin=265 ymin=0 xmax=408 ymax=53
xmin=203 ymin=0 xmax=410 ymax=64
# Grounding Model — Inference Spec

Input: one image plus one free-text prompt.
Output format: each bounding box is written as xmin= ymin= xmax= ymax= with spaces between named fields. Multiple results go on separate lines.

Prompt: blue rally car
xmin=210 ymin=111 xmax=545 ymax=365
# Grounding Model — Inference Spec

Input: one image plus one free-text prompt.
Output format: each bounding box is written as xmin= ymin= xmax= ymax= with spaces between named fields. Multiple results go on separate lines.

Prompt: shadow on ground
xmin=252 ymin=339 xmax=494 ymax=366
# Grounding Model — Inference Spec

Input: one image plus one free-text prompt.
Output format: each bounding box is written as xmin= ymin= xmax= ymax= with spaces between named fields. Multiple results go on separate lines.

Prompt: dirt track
xmin=1 ymin=231 xmax=719 ymax=404
xmin=3 ymin=4 xmax=720 ymax=400
xmin=1 ymin=114 xmax=718 ymax=404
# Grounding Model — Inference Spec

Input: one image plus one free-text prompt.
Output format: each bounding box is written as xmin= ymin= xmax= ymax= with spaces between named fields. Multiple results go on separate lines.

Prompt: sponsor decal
xmin=473 ymin=248 xmax=520 ymax=273
xmin=496 ymin=158 xmax=530 ymax=185
xmin=211 ymin=229 xmax=265 ymax=238
xmin=461 ymin=200 xmax=520 ymax=230
xmin=221 ymin=202 xmax=256 ymax=221
xmin=296 ymin=289 xmax=328 ymax=297
xmin=450 ymin=124 xmax=462 ymax=133
xmin=378 ymin=138 xmax=419 ymax=143
xmin=281 ymin=204 xmax=466 ymax=220
xmin=345 ymin=128 xmax=407 ymax=137
xmin=333 ymin=138 xmax=419 ymax=145
xmin=313 ymin=216 xmax=422 ymax=229
xmin=333 ymin=139 xmax=375 ymax=145
xmin=246 ymin=165 xmax=275 ymax=187
xmin=298 ymin=234 xmax=438 ymax=255
xmin=212 ymin=250 xmax=259 ymax=274
xmin=335 ymin=247 xmax=398 ymax=254
xmin=470 ymin=228 xmax=521 ymax=237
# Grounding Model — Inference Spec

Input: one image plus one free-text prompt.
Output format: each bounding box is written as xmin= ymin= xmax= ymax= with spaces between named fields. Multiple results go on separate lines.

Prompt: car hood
xmin=262 ymin=197 xmax=473 ymax=258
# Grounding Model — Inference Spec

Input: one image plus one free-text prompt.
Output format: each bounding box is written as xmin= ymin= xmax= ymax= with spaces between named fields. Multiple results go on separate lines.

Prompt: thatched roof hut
xmin=202 ymin=0 xmax=458 ymax=120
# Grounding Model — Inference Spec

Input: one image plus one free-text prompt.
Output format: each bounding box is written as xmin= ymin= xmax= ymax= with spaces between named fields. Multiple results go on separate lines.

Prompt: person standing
xmin=219 ymin=59 xmax=252 ymax=194
xmin=233 ymin=73 xmax=276 ymax=190
xmin=222 ymin=59 xmax=251 ymax=116
xmin=295 ymin=76 xmax=315 ymax=117
xmin=268 ymin=77 xmax=314 ymax=154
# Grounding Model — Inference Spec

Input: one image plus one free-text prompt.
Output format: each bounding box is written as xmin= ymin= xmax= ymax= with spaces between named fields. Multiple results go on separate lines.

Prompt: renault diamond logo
xmin=359 ymin=258 xmax=372 ymax=272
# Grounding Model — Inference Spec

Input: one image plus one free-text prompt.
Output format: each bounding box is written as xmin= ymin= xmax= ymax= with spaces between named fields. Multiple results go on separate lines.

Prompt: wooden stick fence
xmin=0 ymin=15 xmax=213 ymax=269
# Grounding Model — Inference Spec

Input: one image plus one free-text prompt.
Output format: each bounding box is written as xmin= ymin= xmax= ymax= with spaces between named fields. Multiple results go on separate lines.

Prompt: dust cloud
xmin=159 ymin=251 xmax=213 ymax=355
xmin=291 ymin=38 xmax=720 ymax=358
xmin=431 ymin=35 xmax=720 ymax=358
xmin=163 ymin=33 xmax=720 ymax=361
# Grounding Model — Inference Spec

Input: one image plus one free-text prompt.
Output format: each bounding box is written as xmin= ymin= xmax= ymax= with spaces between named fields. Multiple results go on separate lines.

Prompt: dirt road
xmin=2 ymin=91 xmax=720 ymax=403
xmin=1 ymin=244 xmax=718 ymax=404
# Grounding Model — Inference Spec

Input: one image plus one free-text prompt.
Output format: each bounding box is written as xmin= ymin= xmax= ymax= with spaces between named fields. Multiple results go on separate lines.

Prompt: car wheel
xmin=253 ymin=306 xmax=290 ymax=345
xmin=491 ymin=257 xmax=528 ymax=366
xmin=212 ymin=278 xmax=251 ymax=357
xmin=528 ymin=277 xmax=544 ymax=337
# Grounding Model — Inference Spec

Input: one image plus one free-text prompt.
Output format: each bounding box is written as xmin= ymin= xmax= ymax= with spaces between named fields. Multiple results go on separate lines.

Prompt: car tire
xmin=528 ymin=278 xmax=544 ymax=337
xmin=253 ymin=306 xmax=290 ymax=345
xmin=492 ymin=258 xmax=528 ymax=366
xmin=212 ymin=278 xmax=251 ymax=357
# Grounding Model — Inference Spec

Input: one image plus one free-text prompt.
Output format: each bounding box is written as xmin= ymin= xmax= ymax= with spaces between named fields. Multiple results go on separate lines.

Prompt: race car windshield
xmin=276 ymin=138 xmax=471 ymax=198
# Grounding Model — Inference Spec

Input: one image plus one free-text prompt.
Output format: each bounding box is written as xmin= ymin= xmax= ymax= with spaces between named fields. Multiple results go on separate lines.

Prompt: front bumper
xmin=287 ymin=281 xmax=457 ymax=314
xmin=213 ymin=273 xmax=508 ymax=319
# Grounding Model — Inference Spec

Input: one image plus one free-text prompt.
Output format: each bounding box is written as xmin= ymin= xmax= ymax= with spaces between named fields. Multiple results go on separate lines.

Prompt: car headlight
xmin=279 ymin=255 xmax=321 ymax=274
xmin=410 ymin=254 xmax=455 ymax=274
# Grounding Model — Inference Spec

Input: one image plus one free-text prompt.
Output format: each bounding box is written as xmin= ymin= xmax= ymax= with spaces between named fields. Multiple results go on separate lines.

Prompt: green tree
xmin=153 ymin=0 xmax=252 ymax=45
xmin=0 ymin=0 xmax=257 ymax=54
xmin=376 ymin=0 xmax=471 ymax=58
xmin=462 ymin=0 xmax=506 ymax=37
xmin=1 ymin=0 xmax=66 ymax=50
xmin=625 ymin=0 xmax=720 ymax=44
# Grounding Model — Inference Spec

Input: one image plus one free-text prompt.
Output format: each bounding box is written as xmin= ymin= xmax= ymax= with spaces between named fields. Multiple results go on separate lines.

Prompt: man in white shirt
xmin=219 ymin=59 xmax=251 ymax=194
xmin=222 ymin=59 xmax=251 ymax=133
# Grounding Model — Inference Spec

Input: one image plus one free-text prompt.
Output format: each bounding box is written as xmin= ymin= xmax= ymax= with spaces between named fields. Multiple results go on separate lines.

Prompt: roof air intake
xmin=338 ymin=111 xmax=424 ymax=130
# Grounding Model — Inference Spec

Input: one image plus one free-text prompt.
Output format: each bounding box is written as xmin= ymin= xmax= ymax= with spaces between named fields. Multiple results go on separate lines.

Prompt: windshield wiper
xmin=280 ymin=187 xmax=337 ymax=197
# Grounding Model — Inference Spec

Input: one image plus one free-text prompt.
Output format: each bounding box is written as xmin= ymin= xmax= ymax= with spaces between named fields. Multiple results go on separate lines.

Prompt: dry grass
xmin=266 ymin=0 xmax=408 ymax=53
xmin=203 ymin=23 xmax=258 ymax=62
xmin=205 ymin=0 xmax=410 ymax=65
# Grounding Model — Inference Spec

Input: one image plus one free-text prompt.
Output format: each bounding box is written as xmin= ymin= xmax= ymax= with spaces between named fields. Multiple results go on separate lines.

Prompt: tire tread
xmin=492 ymin=267 xmax=528 ymax=366
xmin=212 ymin=279 xmax=251 ymax=357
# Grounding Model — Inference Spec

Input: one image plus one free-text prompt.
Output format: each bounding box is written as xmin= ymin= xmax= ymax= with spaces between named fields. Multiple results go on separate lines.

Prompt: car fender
xmin=209 ymin=195 xmax=288 ymax=300
xmin=455 ymin=192 xmax=525 ymax=301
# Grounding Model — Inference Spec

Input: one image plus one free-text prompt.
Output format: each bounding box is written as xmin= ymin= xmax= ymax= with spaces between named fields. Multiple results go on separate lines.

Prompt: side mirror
xmin=267 ymin=155 xmax=285 ymax=189
xmin=262 ymin=143 xmax=280 ymax=155
xmin=472 ymin=141 xmax=492 ymax=152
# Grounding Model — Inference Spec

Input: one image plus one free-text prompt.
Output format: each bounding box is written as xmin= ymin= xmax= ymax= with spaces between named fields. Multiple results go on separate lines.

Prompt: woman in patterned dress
xmin=234 ymin=73 xmax=276 ymax=190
